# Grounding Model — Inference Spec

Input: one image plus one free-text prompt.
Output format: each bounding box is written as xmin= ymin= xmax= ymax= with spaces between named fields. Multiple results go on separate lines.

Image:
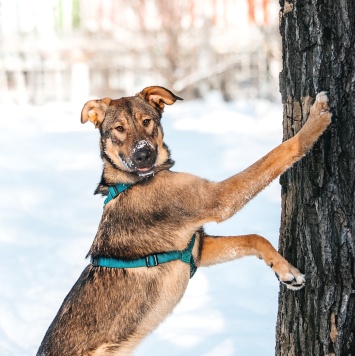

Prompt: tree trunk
xmin=276 ymin=1 xmax=355 ymax=355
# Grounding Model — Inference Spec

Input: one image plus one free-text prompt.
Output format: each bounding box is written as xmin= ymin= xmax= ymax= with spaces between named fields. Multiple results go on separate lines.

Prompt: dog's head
xmin=81 ymin=86 xmax=182 ymax=192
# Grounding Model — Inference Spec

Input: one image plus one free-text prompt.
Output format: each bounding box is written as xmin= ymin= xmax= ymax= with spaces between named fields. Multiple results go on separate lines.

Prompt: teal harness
xmin=103 ymin=183 xmax=132 ymax=205
xmin=91 ymin=183 xmax=198 ymax=278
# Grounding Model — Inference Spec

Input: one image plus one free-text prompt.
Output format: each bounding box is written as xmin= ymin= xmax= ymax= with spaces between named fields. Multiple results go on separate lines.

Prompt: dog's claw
xmin=283 ymin=279 xmax=296 ymax=285
xmin=273 ymin=264 xmax=306 ymax=291
xmin=280 ymin=273 xmax=305 ymax=291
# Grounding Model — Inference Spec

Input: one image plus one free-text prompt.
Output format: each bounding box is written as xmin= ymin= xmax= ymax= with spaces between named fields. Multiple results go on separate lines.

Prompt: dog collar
xmin=91 ymin=234 xmax=197 ymax=278
xmin=104 ymin=183 xmax=132 ymax=205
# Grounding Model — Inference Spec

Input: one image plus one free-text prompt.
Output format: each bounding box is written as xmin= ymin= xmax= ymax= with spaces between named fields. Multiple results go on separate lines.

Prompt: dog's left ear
xmin=81 ymin=97 xmax=112 ymax=128
xmin=138 ymin=86 xmax=183 ymax=112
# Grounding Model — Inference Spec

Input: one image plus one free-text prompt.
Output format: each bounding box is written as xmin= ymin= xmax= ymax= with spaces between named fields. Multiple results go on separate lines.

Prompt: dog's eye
xmin=142 ymin=119 xmax=151 ymax=127
xmin=115 ymin=126 xmax=124 ymax=132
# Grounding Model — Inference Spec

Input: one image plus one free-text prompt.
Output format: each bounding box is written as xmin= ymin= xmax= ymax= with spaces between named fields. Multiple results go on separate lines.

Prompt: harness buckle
xmin=145 ymin=254 xmax=159 ymax=267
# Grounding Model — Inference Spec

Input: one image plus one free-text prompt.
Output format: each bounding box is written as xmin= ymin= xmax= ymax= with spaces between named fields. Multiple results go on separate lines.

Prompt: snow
xmin=0 ymin=92 xmax=286 ymax=355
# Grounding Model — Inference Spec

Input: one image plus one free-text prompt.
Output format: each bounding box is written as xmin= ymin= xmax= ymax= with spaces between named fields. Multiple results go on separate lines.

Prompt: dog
xmin=37 ymin=86 xmax=331 ymax=355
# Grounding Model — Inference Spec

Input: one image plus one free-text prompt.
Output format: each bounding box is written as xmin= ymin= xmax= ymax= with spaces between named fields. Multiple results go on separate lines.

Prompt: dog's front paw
xmin=272 ymin=261 xmax=306 ymax=291
xmin=307 ymin=91 xmax=332 ymax=131
xmin=297 ymin=91 xmax=332 ymax=151
xmin=277 ymin=270 xmax=306 ymax=291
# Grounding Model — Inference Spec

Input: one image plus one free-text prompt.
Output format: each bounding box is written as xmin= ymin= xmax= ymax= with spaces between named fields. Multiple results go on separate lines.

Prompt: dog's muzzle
xmin=132 ymin=142 xmax=157 ymax=173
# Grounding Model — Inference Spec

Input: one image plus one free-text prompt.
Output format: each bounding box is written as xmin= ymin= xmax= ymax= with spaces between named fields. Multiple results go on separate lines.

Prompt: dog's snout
xmin=133 ymin=147 xmax=156 ymax=168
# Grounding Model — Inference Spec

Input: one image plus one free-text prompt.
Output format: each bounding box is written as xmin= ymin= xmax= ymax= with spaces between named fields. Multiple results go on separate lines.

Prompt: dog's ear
xmin=138 ymin=86 xmax=183 ymax=112
xmin=81 ymin=97 xmax=112 ymax=128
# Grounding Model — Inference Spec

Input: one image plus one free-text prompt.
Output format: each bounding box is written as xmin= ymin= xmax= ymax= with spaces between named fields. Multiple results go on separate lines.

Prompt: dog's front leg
xmin=208 ymin=92 xmax=331 ymax=223
xmin=198 ymin=234 xmax=305 ymax=290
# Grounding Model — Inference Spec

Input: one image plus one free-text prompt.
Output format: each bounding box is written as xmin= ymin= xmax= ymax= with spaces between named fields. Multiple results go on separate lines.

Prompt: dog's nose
xmin=133 ymin=147 xmax=156 ymax=168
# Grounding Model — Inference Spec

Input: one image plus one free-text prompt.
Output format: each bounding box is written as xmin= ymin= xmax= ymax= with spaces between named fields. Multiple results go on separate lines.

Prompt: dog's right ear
xmin=81 ymin=97 xmax=112 ymax=128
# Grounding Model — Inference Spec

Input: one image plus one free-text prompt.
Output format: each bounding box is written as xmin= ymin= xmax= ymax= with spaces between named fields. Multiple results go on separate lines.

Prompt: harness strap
xmin=104 ymin=183 xmax=132 ymax=205
xmin=91 ymin=234 xmax=197 ymax=278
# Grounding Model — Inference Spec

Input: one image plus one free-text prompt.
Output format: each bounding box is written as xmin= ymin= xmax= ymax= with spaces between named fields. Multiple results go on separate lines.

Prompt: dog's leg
xmin=209 ymin=92 xmax=331 ymax=223
xmin=194 ymin=96 xmax=330 ymax=291
xmin=198 ymin=234 xmax=305 ymax=290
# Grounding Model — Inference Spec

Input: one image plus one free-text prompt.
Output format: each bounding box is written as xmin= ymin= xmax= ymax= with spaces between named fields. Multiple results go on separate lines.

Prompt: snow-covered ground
xmin=0 ymin=92 xmax=286 ymax=355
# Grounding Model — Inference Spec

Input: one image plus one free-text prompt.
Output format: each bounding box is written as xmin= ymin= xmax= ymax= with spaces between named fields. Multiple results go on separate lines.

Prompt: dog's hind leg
xmin=198 ymin=234 xmax=305 ymax=290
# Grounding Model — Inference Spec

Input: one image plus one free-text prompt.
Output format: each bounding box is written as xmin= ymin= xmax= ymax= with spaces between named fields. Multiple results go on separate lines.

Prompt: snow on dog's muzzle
xmin=132 ymin=141 xmax=157 ymax=174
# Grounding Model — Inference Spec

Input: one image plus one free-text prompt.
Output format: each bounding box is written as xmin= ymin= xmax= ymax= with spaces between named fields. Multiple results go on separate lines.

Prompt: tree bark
xmin=276 ymin=1 xmax=355 ymax=355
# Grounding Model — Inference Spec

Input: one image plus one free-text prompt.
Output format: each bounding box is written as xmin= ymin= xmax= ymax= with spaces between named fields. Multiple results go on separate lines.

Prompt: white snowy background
xmin=0 ymin=92 xmax=293 ymax=355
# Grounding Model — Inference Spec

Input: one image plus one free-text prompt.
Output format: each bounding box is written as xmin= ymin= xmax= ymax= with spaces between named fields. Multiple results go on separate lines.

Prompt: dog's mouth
xmin=136 ymin=165 xmax=155 ymax=177
xmin=137 ymin=166 xmax=153 ymax=172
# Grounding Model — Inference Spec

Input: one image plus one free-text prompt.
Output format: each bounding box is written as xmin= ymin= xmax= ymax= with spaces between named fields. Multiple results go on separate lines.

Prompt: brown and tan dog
xmin=37 ymin=87 xmax=331 ymax=355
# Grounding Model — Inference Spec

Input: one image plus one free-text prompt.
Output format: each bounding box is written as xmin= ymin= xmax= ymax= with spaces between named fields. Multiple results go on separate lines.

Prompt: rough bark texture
xmin=276 ymin=1 xmax=355 ymax=355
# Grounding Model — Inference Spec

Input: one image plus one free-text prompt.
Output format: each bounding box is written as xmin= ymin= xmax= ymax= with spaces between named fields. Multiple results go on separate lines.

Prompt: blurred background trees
xmin=0 ymin=0 xmax=281 ymax=104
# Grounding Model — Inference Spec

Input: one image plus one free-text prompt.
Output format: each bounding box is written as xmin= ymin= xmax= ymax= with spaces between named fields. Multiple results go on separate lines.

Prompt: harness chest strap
xmin=91 ymin=234 xmax=197 ymax=278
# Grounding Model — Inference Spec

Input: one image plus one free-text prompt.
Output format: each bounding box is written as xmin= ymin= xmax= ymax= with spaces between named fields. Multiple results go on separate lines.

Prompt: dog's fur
xmin=37 ymin=86 xmax=331 ymax=355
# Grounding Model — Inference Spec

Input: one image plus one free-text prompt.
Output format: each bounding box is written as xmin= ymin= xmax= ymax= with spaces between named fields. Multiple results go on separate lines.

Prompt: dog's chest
xmin=90 ymin=174 xmax=200 ymax=259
